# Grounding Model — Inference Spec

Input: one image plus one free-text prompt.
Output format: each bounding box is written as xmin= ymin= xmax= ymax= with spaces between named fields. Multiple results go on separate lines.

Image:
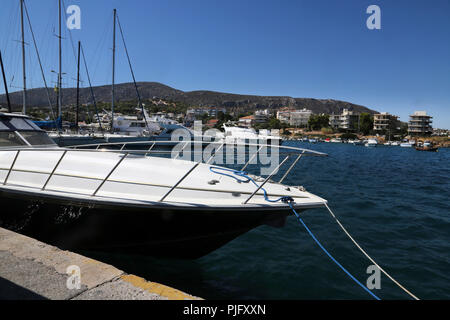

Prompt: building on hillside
xmin=205 ymin=119 xmax=219 ymax=129
xmin=329 ymin=108 xmax=359 ymax=130
xmin=186 ymin=107 xmax=227 ymax=119
xmin=238 ymin=115 xmax=255 ymax=127
xmin=329 ymin=114 xmax=340 ymax=129
xmin=276 ymin=109 xmax=294 ymax=123
xmin=276 ymin=108 xmax=312 ymax=127
xmin=432 ymin=128 xmax=449 ymax=136
xmin=373 ymin=112 xmax=399 ymax=132
xmin=254 ymin=109 xmax=270 ymax=124
xmin=289 ymin=108 xmax=312 ymax=127
xmin=408 ymin=111 xmax=432 ymax=135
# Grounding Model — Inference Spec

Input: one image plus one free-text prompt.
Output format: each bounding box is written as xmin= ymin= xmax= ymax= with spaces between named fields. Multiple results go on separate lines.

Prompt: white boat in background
xmin=222 ymin=125 xmax=281 ymax=144
xmin=400 ymin=142 xmax=413 ymax=147
xmin=365 ymin=138 xmax=378 ymax=147
xmin=112 ymin=114 xmax=160 ymax=136
xmin=330 ymin=138 xmax=342 ymax=143
xmin=349 ymin=139 xmax=364 ymax=146
xmin=391 ymin=141 xmax=400 ymax=146
xmin=400 ymin=140 xmax=416 ymax=148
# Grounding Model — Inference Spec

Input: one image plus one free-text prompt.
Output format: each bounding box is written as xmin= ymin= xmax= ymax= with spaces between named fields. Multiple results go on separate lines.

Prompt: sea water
xmin=89 ymin=142 xmax=450 ymax=300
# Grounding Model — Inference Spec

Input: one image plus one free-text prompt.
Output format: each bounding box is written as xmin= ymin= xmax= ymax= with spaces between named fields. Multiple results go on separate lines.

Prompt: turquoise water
xmin=91 ymin=142 xmax=450 ymax=300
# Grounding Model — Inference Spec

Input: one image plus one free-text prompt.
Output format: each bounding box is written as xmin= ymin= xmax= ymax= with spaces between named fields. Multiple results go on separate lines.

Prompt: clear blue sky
xmin=1 ymin=0 xmax=449 ymax=128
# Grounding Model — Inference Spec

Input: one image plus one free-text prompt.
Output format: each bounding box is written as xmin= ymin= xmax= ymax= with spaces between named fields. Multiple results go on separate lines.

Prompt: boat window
xmin=20 ymin=131 xmax=56 ymax=146
xmin=130 ymin=122 xmax=145 ymax=127
xmin=0 ymin=132 xmax=27 ymax=147
xmin=8 ymin=117 xmax=34 ymax=130
xmin=0 ymin=121 xmax=9 ymax=130
xmin=24 ymin=119 xmax=44 ymax=131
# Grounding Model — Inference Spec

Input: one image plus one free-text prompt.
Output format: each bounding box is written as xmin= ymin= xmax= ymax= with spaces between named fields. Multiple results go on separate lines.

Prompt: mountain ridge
xmin=0 ymin=81 xmax=378 ymax=115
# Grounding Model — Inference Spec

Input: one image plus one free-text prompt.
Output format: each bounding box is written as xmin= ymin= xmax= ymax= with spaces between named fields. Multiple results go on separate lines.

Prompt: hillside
xmin=0 ymin=82 xmax=378 ymax=115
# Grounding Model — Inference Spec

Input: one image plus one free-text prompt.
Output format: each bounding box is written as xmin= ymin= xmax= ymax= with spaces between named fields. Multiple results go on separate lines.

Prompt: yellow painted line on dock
xmin=121 ymin=274 xmax=202 ymax=300
xmin=0 ymin=227 xmax=202 ymax=300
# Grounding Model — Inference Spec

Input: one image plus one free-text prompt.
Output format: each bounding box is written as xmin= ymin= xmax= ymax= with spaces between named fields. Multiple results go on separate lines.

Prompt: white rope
xmin=323 ymin=202 xmax=420 ymax=300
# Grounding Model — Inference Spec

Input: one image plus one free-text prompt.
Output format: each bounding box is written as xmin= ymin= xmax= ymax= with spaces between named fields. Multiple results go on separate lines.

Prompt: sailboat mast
xmin=111 ymin=8 xmax=116 ymax=133
xmin=76 ymin=41 xmax=81 ymax=132
xmin=0 ymin=50 xmax=12 ymax=113
xmin=58 ymin=0 xmax=62 ymax=118
xmin=20 ymin=0 xmax=26 ymax=114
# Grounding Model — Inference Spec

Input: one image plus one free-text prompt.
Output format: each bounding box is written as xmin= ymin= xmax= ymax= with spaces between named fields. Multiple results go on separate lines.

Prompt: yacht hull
xmin=0 ymin=189 xmax=290 ymax=259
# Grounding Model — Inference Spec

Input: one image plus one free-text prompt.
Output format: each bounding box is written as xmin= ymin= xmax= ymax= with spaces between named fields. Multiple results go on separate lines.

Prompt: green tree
xmin=200 ymin=112 xmax=210 ymax=124
xmin=359 ymin=113 xmax=373 ymax=135
xmin=268 ymin=117 xmax=282 ymax=129
xmin=308 ymin=114 xmax=330 ymax=130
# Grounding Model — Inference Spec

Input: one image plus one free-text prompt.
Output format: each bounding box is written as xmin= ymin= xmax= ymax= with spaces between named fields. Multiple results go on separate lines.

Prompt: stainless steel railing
xmin=0 ymin=141 xmax=327 ymax=204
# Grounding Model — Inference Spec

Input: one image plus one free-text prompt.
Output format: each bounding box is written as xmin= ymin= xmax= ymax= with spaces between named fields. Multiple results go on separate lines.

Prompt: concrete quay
xmin=0 ymin=227 xmax=201 ymax=300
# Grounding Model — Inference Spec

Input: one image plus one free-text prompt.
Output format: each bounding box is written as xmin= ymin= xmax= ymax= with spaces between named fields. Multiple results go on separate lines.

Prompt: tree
xmin=214 ymin=111 xmax=234 ymax=130
xmin=200 ymin=112 xmax=210 ymax=124
xmin=341 ymin=132 xmax=357 ymax=140
xmin=308 ymin=114 xmax=330 ymax=131
xmin=359 ymin=113 xmax=373 ymax=135
xmin=268 ymin=117 xmax=282 ymax=129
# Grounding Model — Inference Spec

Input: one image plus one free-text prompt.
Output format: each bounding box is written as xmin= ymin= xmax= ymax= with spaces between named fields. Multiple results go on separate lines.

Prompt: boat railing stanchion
xmin=243 ymin=155 xmax=290 ymax=205
xmin=278 ymin=150 xmax=305 ymax=184
xmin=120 ymin=143 xmax=126 ymax=151
xmin=3 ymin=150 xmax=20 ymax=185
xmin=41 ymin=150 xmax=68 ymax=190
xmin=205 ymin=142 xmax=224 ymax=165
xmin=241 ymin=145 xmax=264 ymax=171
xmin=159 ymin=161 xmax=201 ymax=202
xmin=144 ymin=141 xmax=156 ymax=157
xmin=92 ymin=152 xmax=129 ymax=196
xmin=174 ymin=141 xmax=189 ymax=160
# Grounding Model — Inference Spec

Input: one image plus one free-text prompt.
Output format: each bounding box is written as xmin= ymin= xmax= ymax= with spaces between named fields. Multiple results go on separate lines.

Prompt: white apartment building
xmin=373 ymin=112 xmax=399 ymax=131
xmin=329 ymin=109 xmax=359 ymax=130
xmin=408 ymin=111 xmax=433 ymax=135
xmin=276 ymin=108 xmax=312 ymax=127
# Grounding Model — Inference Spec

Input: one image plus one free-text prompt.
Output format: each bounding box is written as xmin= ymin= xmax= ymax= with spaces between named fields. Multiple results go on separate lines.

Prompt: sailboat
xmin=50 ymin=8 xmax=181 ymax=147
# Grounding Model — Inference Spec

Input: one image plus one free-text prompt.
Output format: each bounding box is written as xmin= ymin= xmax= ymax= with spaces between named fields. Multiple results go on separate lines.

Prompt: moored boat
xmin=0 ymin=112 xmax=327 ymax=259
xmin=365 ymin=138 xmax=378 ymax=147
xmin=415 ymin=141 xmax=438 ymax=152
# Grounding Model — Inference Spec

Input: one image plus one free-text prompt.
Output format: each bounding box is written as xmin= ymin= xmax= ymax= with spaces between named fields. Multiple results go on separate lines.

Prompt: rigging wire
xmin=23 ymin=1 xmax=58 ymax=124
xmin=80 ymin=43 xmax=103 ymax=131
xmin=61 ymin=0 xmax=78 ymax=65
xmin=116 ymin=13 xmax=149 ymax=129
xmin=91 ymin=12 xmax=112 ymax=86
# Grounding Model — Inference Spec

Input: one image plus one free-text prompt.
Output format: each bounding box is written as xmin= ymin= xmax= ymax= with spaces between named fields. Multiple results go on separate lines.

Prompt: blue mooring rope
xmin=210 ymin=166 xmax=381 ymax=300
xmin=209 ymin=166 xmax=293 ymax=203
xmin=288 ymin=202 xmax=381 ymax=300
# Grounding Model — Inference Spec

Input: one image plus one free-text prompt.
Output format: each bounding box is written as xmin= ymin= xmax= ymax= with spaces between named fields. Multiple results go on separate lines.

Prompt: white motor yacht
xmin=365 ymin=138 xmax=378 ymax=147
xmin=222 ymin=125 xmax=281 ymax=144
xmin=0 ymin=113 xmax=327 ymax=258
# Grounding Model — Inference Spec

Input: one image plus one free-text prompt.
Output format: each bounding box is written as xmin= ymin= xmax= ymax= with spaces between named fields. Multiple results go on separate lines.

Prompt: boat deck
xmin=0 ymin=149 xmax=326 ymax=210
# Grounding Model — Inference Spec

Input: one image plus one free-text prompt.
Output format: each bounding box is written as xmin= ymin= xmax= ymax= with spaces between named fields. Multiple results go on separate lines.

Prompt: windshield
xmin=20 ymin=131 xmax=56 ymax=146
xmin=0 ymin=115 xmax=57 ymax=147
xmin=0 ymin=132 xmax=27 ymax=147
